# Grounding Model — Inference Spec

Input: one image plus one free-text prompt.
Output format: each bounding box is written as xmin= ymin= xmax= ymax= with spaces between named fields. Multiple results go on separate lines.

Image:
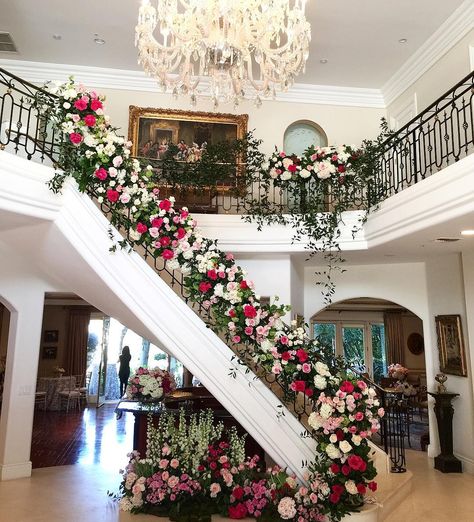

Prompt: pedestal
xmin=428 ymin=392 xmax=462 ymax=473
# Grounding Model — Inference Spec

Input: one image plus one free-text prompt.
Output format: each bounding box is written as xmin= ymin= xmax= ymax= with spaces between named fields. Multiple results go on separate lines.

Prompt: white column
xmin=0 ymin=288 xmax=44 ymax=480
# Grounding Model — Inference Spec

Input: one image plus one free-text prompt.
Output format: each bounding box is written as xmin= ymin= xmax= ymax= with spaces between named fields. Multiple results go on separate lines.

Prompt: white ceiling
xmin=0 ymin=0 xmax=467 ymax=89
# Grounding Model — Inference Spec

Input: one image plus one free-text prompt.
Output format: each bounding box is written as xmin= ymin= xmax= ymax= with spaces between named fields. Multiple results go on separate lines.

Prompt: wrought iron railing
xmin=372 ymin=70 xmax=474 ymax=203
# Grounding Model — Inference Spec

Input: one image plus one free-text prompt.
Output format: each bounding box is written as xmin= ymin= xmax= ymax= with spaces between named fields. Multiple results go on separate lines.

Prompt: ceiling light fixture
xmin=94 ymin=35 xmax=106 ymax=45
xmin=461 ymin=229 xmax=474 ymax=236
xmin=135 ymin=0 xmax=311 ymax=108
xmin=320 ymin=59 xmax=328 ymax=64
xmin=52 ymin=34 xmax=62 ymax=41
xmin=398 ymin=38 xmax=408 ymax=44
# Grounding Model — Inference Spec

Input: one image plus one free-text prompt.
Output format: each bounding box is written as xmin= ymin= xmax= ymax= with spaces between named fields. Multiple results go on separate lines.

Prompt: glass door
xmin=342 ymin=325 xmax=366 ymax=371
xmin=96 ymin=317 xmax=109 ymax=408
xmin=87 ymin=315 xmax=109 ymax=407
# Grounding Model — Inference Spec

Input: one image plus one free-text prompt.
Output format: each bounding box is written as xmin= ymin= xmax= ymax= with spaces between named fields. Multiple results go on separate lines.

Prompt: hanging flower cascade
xmin=42 ymin=79 xmax=384 ymax=521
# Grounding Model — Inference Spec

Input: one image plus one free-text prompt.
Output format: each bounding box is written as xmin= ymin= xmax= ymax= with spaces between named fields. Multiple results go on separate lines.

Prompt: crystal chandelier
xmin=136 ymin=0 xmax=311 ymax=107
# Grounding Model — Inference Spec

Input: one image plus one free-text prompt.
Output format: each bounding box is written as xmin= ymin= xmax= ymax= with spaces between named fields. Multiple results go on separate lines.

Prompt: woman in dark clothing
xmin=118 ymin=346 xmax=132 ymax=397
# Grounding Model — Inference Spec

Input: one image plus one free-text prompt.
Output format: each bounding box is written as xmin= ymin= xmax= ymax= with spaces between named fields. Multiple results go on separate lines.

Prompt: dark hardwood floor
xmin=31 ymin=403 xmax=134 ymax=469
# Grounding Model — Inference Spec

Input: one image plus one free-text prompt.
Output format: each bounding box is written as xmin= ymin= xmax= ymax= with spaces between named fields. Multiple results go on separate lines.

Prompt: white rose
xmin=339 ymin=440 xmax=352 ymax=453
xmin=63 ymin=102 xmax=71 ymax=109
xmin=282 ymin=158 xmax=293 ymax=169
xmin=345 ymin=480 xmax=358 ymax=495
xmin=314 ymin=375 xmax=327 ymax=390
xmin=329 ymin=434 xmax=338 ymax=443
xmin=280 ymin=171 xmax=292 ymax=181
xmin=308 ymin=412 xmax=324 ymax=430
xmin=300 ymin=168 xmax=311 ymax=179
xmin=260 ymin=339 xmax=273 ymax=352
xmin=320 ymin=403 xmax=334 ymax=419
xmin=325 ymin=443 xmax=342 ymax=459
xmin=269 ymin=167 xmax=279 ymax=179
xmin=315 ymin=361 xmax=331 ymax=376
xmin=352 ymin=435 xmax=362 ymax=446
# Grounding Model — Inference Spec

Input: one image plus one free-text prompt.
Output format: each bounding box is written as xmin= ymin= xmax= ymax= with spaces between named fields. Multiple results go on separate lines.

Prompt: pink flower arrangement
xmin=126 ymin=367 xmax=176 ymax=402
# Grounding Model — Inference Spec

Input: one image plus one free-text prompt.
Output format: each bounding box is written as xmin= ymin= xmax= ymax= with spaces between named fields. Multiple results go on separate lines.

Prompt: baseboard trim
xmin=0 ymin=461 xmax=32 ymax=480
xmin=455 ymin=453 xmax=474 ymax=474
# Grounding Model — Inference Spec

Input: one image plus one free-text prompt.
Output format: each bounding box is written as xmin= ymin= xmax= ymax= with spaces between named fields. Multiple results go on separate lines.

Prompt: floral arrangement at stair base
xmin=119 ymin=409 xmax=379 ymax=521
xmin=40 ymin=79 xmax=384 ymax=521
xmin=126 ymin=367 xmax=176 ymax=402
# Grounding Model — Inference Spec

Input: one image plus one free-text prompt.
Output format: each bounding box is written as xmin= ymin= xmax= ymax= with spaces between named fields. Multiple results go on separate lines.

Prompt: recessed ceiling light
xmin=461 ymin=229 xmax=474 ymax=236
xmin=94 ymin=37 xmax=106 ymax=45
xmin=320 ymin=59 xmax=328 ymax=64
xmin=398 ymin=38 xmax=408 ymax=44
xmin=52 ymin=34 xmax=62 ymax=40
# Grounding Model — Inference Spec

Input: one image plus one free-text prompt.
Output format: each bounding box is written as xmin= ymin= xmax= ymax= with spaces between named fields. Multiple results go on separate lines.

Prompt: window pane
xmin=314 ymin=323 xmax=336 ymax=353
xmin=371 ymin=324 xmax=387 ymax=383
xmin=342 ymin=326 xmax=365 ymax=369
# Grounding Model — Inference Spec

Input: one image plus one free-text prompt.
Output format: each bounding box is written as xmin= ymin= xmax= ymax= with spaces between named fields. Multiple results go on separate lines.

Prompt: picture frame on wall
xmin=42 ymin=346 xmax=57 ymax=360
xmin=43 ymin=330 xmax=59 ymax=343
xmin=128 ymin=106 xmax=248 ymax=161
xmin=435 ymin=315 xmax=467 ymax=377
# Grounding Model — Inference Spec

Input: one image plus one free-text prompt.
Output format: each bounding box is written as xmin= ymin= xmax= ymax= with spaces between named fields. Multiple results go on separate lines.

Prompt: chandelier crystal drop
xmin=136 ymin=0 xmax=311 ymax=107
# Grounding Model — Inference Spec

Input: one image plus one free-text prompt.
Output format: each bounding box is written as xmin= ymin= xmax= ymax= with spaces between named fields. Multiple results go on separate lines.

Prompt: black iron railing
xmin=372 ymin=70 xmax=474 ymax=202
xmin=0 ymin=68 xmax=62 ymax=163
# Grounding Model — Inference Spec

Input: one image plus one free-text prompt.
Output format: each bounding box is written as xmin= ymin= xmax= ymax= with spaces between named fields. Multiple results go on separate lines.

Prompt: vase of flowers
xmin=126 ymin=367 xmax=176 ymax=403
xmin=387 ymin=363 xmax=409 ymax=381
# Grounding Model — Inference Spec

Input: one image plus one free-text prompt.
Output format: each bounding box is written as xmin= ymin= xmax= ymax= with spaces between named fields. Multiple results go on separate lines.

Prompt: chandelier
xmin=135 ymin=0 xmax=311 ymax=108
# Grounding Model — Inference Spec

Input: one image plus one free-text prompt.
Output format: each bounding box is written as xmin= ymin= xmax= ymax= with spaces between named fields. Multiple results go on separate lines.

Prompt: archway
xmin=0 ymin=299 xmax=12 ymax=421
xmin=311 ymin=297 xmax=429 ymax=453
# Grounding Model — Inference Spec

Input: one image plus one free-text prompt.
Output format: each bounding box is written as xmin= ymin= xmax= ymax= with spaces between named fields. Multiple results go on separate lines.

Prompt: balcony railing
xmin=372 ymin=70 xmax=474 ymax=202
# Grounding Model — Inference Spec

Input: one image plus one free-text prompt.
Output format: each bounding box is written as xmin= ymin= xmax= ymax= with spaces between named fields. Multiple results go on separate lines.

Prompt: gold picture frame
xmin=435 ymin=315 xmax=467 ymax=377
xmin=128 ymin=106 xmax=248 ymax=159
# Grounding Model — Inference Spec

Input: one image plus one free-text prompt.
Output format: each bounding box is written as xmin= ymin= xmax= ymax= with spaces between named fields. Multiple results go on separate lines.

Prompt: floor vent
xmin=0 ymin=32 xmax=18 ymax=53
xmin=435 ymin=237 xmax=461 ymax=243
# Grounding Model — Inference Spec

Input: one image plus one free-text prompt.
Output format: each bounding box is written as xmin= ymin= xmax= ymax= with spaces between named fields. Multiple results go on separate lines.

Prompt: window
xmin=312 ymin=320 xmax=387 ymax=381
xmin=283 ymin=120 xmax=328 ymax=156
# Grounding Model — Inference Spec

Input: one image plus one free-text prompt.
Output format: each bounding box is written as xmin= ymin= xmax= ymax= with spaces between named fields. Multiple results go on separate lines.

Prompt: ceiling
xmin=0 ymin=0 xmax=466 ymax=89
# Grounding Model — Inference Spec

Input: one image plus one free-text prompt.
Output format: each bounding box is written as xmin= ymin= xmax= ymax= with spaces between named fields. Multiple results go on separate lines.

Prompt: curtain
xmin=65 ymin=308 xmax=91 ymax=377
xmin=384 ymin=311 xmax=405 ymax=365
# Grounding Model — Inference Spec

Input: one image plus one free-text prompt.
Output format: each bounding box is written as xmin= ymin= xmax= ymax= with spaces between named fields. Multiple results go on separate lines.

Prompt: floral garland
xmin=41 ymin=79 xmax=384 ymax=521
xmin=268 ymin=145 xmax=358 ymax=184
xmin=126 ymin=367 xmax=177 ymax=402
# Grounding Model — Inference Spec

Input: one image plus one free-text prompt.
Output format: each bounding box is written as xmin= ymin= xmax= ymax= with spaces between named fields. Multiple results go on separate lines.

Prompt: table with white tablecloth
xmin=88 ymin=363 xmax=121 ymax=401
xmin=38 ymin=376 xmax=76 ymax=411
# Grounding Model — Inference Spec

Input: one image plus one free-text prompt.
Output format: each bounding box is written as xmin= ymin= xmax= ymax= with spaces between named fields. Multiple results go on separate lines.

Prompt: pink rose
xmin=94 ymin=167 xmax=107 ymax=180
xmin=170 ymin=459 xmax=179 ymax=469
xmin=162 ymin=249 xmax=174 ymax=260
xmin=112 ymin=156 xmax=123 ymax=168
xmin=244 ymin=327 xmax=253 ymax=335
xmin=73 ymin=98 xmax=88 ymax=111
xmin=69 ymin=132 xmax=83 ymax=145
xmin=159 ymin=199 xmax=172 ymax=211
xmin=232 ymin=335 xmax=241 ymax=343
xmin=136 ymin=222 xmax=148 ymax=234
xmin=119 ymin=193 xmax=130 ymax=204
xmin=83 ymin=114 xmax=96 ymax=127
xmin=90 ymin=99 xmax=103 ymax=111
xmin=355 ymin=411 xmax=364 ymax=421
xmin=302 ymin=363 xmax=311 ymax=373
xmin=106 ymin=189 xmax=119 ymax=202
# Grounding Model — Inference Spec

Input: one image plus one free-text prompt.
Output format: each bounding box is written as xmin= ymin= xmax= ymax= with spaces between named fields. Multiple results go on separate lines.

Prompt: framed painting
xmin=43 ymin=330 xmax=59 ymax=343
xmin=435 ymin=315 xmax=467 ymax=377
xmin=128 ymin=107 xmax=248 ymax=161
xmin=42 ymin=346 xmax=57 ymax=360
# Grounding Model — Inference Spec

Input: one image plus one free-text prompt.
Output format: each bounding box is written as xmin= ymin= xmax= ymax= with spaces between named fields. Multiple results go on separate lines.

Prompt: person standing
xmin=118 ymin=346 xmax=132 ymax=397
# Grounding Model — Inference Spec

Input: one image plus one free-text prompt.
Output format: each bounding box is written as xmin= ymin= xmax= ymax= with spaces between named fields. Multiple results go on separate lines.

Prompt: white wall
xmin=0 ymin=244 xmax=54 ymax=480
xmin=97 ymin=87 xmax=385 ymax=155
xmin=387 ymin=28 xmax=474 ymax=122
xmin=425 ymin=253 xmax=474 ymax=471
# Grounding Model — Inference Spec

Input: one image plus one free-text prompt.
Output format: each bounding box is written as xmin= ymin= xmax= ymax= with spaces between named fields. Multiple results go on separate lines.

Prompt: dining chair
xmin=58 ymin=376 xmax=81 ymax=412
xmin=34 ymin=390 xmax=47 ymax=410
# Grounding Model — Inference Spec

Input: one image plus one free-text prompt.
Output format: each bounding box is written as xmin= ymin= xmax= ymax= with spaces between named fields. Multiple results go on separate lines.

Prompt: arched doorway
xmin=311 ymin=297 xmax=429 ymax=452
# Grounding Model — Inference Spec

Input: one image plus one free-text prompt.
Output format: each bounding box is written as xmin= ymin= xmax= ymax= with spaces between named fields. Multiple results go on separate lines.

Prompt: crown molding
xmin=382 ymin=0 xmax=474 ymax=107
xmin=0 ymin=58 xmax=385 ymax=109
